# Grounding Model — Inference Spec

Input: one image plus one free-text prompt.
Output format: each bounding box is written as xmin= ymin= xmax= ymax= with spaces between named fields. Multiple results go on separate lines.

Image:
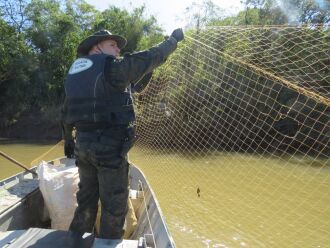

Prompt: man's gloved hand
xmin=171 ymin=28 xmax=184 ymax=42
xmin=64 ymin=139 xmax=75 ymax=158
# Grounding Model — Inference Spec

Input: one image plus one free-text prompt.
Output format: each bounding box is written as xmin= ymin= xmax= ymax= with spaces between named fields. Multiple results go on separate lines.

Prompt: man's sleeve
xmin=60 ymin=99 xmax=74 ymax=140
xmin=133 ymin=72 xmax=153 ymax=93
xmin=105 ymin=36 xmax=178 ymax=91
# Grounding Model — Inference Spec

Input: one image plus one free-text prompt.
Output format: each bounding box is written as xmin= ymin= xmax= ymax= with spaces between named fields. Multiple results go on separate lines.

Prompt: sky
xmin=85 ymin=0 xmax=244 ymax=34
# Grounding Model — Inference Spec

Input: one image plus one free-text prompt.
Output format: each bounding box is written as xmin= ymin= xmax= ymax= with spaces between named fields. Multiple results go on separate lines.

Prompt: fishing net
xmin=131 ymin=25 xmax=330 ymax=247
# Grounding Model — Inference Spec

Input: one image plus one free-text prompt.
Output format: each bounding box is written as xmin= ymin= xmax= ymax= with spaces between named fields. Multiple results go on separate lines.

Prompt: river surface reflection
xmin=0 ymin=140 xmax=329 ymax=247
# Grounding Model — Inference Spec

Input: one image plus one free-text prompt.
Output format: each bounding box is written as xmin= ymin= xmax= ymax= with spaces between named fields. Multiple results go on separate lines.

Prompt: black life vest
xmin=64 ymin=54 xmax=135 ymax=125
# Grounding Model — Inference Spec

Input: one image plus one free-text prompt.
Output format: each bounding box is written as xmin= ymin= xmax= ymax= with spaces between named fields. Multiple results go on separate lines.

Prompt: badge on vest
xmin=68 ymin=58 xmax=93 ymax=74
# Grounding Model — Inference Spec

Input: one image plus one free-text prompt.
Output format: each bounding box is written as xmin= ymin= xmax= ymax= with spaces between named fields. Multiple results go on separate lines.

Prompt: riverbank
xmin=0 ymin=109 xmax=61 ymax=140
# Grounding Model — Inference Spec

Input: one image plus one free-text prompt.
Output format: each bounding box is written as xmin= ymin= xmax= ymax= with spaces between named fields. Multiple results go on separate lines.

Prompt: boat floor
xmin=0 ymin=173 xmax=38 ymax=214
xmin=0 ymin=228 xmax=140 ymax=248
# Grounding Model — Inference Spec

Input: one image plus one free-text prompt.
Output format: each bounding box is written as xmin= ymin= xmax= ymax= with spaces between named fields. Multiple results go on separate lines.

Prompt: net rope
xmin=130 ymin=25 xmax=330 ymax=247
xmin=29 ymin=140 xmax=64 ymax=166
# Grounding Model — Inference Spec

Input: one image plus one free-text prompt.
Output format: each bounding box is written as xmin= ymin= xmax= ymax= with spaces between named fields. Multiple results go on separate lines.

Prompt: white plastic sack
xmin=37 ymin=161 xmax=138 ymax=235
xmin=37 ymin=161 xmax=79 ymax=230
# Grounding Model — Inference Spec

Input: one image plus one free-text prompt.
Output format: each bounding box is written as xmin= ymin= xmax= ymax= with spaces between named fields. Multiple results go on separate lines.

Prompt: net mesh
xmin=130 ymin=25 xmax=330 ymax=247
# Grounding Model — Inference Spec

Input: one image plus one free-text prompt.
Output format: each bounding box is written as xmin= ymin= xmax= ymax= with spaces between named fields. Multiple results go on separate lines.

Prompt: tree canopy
xmin=0 ymin=0 xmax=328 ymax=128
xmin=184 ymin=0 xmax=329 ymax=27
xmin=0 ymin=0 xmax=164 ymax=126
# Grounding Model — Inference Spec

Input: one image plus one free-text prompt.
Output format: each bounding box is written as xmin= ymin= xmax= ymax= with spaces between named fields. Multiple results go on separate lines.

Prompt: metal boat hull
xmin=0 ymin=157 xmax=175 ymax=247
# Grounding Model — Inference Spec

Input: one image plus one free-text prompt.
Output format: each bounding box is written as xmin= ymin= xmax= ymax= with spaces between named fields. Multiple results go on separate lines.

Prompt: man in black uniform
xmin=61 ymin=28 xmax=184 ymax=239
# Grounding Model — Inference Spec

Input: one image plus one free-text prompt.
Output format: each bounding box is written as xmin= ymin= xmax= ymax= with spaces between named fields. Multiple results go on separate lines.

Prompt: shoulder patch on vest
xmin=69 ymin=58 xmax=93 ymax=74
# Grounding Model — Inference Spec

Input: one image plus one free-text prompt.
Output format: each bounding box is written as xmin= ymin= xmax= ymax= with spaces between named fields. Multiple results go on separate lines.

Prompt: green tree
xmin=209 ymin=7 xmax=287 ymax=26
xmin=95 ymin=5 xmax=164 ymax=53
xmin=292 ymin=0 xmax=330 ymax=24
xmin=0 ymin=0 xmax=29 ymax=33
xmin=241 ymin=0 xmax=330 ymax=24
xmin=183 ymin=0 xmax=224 ymax=30
xmin=0 ymin=0 xmax=166 ymax=128
xmin=0 ymin=18 xmax=37 ymax=126
xmin=24 ymin=0 xmax=81 ymax=105
xmin=235 ymin=0 xmax=287 ymax=25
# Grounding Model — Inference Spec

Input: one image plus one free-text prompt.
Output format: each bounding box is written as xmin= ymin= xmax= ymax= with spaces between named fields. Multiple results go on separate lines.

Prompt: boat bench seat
xmin=0 ymin=228 xmax=142 ymax=248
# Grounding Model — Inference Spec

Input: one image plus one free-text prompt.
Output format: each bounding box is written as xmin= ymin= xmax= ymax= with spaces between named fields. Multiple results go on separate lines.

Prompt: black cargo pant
xmin=69 ymin=126 xmax=135 ymax=239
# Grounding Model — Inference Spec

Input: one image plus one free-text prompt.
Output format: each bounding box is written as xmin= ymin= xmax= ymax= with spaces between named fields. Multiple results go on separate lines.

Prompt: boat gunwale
xmin=0 ymin=158 xmax=176 ymax=247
